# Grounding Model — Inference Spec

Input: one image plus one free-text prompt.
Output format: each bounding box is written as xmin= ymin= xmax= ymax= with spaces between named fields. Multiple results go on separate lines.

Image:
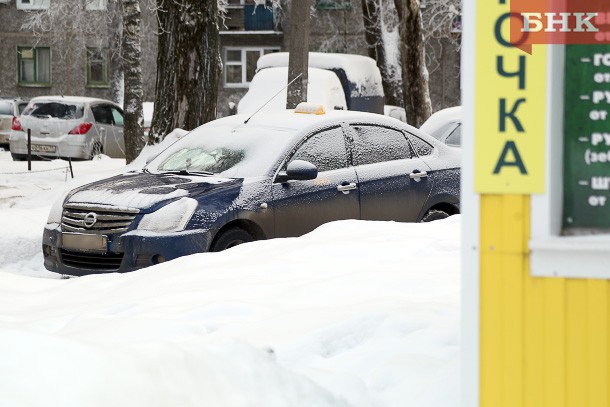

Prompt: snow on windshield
xmin=237 ymin=67 xmax=347 ymax=115
xmin=147 ymin=124 xmax=298 ymax=178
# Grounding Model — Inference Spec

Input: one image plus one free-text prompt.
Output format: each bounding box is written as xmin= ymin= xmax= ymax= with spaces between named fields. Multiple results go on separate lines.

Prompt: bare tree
xmin=286 ymin=0 xmax=314 ymax=109
xmin=421 ymin=0 xmax=461 ymax=48
xmin=149 ymin=0 xmax=221 ymax=143
xmin=121 ymin=0 xmax=145 ymax=163
xmin=361 ymin=0 xmax=402 ymax=106
xmin=421 ymin=0 xmax=461 ymax=104
xmin=394 ymin=0 xmax=431 ymax=127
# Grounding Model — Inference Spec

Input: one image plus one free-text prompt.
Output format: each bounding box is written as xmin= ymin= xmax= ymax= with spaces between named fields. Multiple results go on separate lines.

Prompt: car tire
xmin=90 ymin=141 xmax=103 ymax=159
xmin=421 ymin=209 xmax=450 ymax=222
xmin=210 ymin=228 xmax=254 ymax=252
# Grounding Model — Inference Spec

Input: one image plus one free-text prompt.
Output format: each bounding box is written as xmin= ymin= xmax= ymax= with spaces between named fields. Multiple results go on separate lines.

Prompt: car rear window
xmin=0 ymin=101 xmax=13 ymax=116
xmin=23 ymin=101 xmax=84 ymax=120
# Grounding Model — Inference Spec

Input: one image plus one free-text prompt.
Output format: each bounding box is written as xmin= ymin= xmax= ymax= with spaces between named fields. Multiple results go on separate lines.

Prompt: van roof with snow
xmin=253 ymin=52 xmax=385 ymax=114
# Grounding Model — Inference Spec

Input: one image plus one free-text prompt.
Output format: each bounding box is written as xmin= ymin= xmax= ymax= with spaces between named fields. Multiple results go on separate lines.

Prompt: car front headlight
xmin=47 ymin=190 xmax=71 ymax=224
xmin=137 ymin=197 xmax=198 ymax=233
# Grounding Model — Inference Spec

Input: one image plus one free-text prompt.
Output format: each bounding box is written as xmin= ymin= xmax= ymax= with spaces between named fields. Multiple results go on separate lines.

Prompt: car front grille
xmin=60 ymin=249 xmax=124 ymax=271
xmin=61 ymin=203 xmax=139 ymax=234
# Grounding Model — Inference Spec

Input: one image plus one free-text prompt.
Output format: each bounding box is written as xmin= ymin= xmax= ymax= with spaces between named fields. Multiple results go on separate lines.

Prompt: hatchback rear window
xmin=23 ymin=102 xmax=84 ymax=120
xmin=0 ymin=101 xmax=13 ymax=116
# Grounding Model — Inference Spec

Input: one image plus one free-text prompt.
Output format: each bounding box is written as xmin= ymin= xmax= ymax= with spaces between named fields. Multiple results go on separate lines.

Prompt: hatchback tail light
xmin=69 ymin=122 xmax=93 ymax=135
xmin=12 ymin=116 xmax=22 ymax=131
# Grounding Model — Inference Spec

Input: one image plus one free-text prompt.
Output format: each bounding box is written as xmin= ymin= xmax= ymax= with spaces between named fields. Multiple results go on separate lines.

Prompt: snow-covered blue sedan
xmin=42 ymin=104 xmax=461 ymax=276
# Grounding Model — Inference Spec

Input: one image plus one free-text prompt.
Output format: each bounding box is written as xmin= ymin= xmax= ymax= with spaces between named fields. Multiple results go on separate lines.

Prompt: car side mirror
xmin=276 ymin=160 xmax=318 ymax=183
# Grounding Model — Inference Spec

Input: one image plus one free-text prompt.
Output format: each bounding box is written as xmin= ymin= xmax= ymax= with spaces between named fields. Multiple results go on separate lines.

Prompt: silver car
xmin=0 ymin=98 xmax=29 ymax=149
xmin=10 ymin=96 xmax=125 ymax=160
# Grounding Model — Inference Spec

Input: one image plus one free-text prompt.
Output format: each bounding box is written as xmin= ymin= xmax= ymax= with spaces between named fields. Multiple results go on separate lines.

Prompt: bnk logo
xmin=509 ymin=0 xmax=610 ymax=53
xmin=521 ymin=13 xmax=598 ymax=33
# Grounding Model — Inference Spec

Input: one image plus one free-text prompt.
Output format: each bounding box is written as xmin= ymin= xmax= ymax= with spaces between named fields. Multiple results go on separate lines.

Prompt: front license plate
xmin=31 ymin=144 xmax=57 ymax=153
xmin=61 ymin=233 xmax=108 ymax=253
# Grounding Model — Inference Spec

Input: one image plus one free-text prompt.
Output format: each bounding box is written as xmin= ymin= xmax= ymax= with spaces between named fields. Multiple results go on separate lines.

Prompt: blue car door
xmin=347 ymin=124 xmax=434 ymax=222
xmin=272 ymin=125 xmax=359 ymax=238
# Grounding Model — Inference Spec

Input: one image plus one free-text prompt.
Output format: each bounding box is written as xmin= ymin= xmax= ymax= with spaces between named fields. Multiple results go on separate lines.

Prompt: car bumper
xmin=9 ymin=132 xmax=91 ymax=160
xmin=0 ymin=132 xmax=9 ymax=146
xmin=42 ymin=223 xmax=213 ymax=276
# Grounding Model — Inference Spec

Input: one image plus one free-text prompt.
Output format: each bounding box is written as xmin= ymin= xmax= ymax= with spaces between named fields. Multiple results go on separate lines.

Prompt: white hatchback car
xmin=0 ymin=98 xmax=29 ymax=149
xmin=10 ymin=96 xmax=125 ymax=160
xmin=420 ymin=106 xmax=462 ymax=148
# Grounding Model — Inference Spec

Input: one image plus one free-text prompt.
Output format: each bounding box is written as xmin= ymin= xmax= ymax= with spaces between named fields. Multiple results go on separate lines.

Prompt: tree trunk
xmin=286 ymin=0 xmax=313 ymax=109
xmin=150 ymin=0 xmax=221 ymax=143
xmin=394 ymin=0 xmax=432 ymax=127
xmin=121 ymin=0 xmax=145 ymax=163
xmin=361 ymin=0 xmax=402 ymax=107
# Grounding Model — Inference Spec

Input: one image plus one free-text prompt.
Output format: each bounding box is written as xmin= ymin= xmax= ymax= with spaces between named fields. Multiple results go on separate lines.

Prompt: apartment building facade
xmin=0 ymin=0 xmax=460 ymax=119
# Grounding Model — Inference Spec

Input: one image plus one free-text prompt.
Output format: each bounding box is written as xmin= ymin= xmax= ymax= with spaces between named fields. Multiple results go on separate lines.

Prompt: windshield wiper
xmin=159 ymin=169 xmax=215 ymax=176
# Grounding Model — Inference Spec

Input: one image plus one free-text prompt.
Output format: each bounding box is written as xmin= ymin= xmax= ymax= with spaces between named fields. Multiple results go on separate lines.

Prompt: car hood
xmin=66 ymin=172 xmax=243 ymax=211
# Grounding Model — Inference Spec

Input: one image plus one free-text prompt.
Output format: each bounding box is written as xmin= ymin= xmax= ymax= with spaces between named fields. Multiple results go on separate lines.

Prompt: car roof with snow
xmin=27 ymin=95 xmax=119 ymax=106
xmin=204 ymin=108 xmax=422 ymax=140
xmin=237 ymin=67 xmax=348 ymax=115
xmin=420 ymin=106 xmax=462 ymax=136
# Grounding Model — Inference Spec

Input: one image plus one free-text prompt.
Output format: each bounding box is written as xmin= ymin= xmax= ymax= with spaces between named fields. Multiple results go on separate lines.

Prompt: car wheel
xmin=210 ymin=228 xmax=254 ymax=252
xmin=90 ymin=141 xmax=103 ymax=159
xmin=421 ymin=209 xmax=450 ymax=222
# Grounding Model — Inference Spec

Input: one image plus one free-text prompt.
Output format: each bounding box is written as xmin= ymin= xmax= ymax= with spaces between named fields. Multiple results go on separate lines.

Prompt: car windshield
xmin=147 ymin=124 xmax=298 ymax=178
xmin=23 ymin=101 xmax=84 ymax=120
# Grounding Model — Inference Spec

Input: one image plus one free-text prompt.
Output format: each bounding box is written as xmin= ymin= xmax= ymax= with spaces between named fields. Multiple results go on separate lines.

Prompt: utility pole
xmin=286 ymin=0 xmax=314 ymax=109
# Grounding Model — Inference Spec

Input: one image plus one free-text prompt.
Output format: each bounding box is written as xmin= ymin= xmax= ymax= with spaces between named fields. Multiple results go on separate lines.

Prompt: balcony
xmin=222 ymin=4 xmax=277 ymax=32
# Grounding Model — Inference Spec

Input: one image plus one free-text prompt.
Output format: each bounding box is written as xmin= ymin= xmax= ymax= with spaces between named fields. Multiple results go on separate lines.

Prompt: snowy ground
xmin=0 ymin=149 xmax=461 ymax=407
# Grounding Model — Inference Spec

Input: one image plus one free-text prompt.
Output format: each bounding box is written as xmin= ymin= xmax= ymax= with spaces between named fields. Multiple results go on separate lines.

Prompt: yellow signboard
xmin=475 ymin=0 xmax=547 ymax=193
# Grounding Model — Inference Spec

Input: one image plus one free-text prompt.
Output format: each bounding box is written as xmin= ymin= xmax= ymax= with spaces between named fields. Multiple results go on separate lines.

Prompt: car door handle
xmin=409 ymin=170 xmax=428 ymax=182
xmin=337 ymin=182 xmax=357 ymax=194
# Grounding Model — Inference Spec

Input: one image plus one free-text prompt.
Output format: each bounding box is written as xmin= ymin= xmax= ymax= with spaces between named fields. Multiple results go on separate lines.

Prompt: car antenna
xmin=244 ymin=72 xmax=303 ymax=124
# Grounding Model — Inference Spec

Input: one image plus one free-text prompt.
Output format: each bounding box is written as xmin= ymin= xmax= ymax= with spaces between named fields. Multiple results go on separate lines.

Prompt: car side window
xmin=111 ymin=107 xmax=124 ymax=127
xmin=91 ymin=105 xmax=113 ymax=125
xmin=407 ymin=133 xmax=434 ymax=156
xmin=0 ymin=102 xmax=12 ymax=116
xmin=445 ymin=124 xmax=461 ymax=146
xmin=289 ymin=126 xmax=348 ymax=172
xmin=350 ymin=124 xmax=411 ymax=165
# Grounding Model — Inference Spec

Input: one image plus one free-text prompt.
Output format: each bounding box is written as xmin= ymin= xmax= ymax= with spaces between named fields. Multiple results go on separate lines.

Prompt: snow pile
xmin=0 ymin=150 xmax=461 ymax=406
xmin=0 ymin=151 xmax=127 ymax=277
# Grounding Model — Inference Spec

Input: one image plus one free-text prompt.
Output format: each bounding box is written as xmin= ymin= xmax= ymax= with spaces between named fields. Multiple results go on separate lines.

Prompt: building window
xmin=18 ymin=47 xmax=51 ymax=86
xmin=86 ymin=48 xmax=109 ymax=87
xmin=16 ymin=0 xmax=50 ymax=10
xmin=85 ymin=0 xmax=107 ymax=10
xmin=223 ymin=47 xmax=279 ymax=88
xmin=314 ymin=0 xmax=352 ymax=10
